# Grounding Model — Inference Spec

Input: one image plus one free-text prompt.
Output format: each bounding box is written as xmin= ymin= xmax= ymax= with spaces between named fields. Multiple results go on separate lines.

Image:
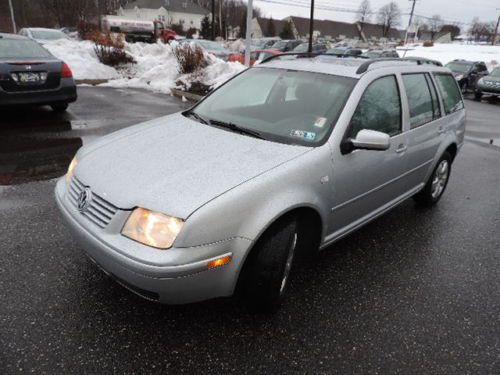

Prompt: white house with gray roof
xmin=118 ymin=0 xmax=210 ymax=31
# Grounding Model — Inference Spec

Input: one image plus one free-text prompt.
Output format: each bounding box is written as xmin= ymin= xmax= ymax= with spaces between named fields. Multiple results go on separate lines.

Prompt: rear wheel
xmin=240 ymin=217 xmax=298 ymax=312
xmin=51 ymin=103 xmax=69 ymax=113
xmin=413 ymin=152 xmax=452 ymax=207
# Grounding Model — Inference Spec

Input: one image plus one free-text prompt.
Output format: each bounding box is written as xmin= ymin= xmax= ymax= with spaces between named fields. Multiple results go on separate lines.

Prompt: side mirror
xmin=342 ymin=129 xmax=391 ymax=154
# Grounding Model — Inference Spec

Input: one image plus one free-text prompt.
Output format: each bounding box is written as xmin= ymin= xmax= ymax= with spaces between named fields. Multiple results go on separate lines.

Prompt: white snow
xmin=43 ymin=38 xmax=244 ymax=93
xmin=398 ymin=43 xmax=500 ymax=70
xmin=43 ymin=39 xmax=119 ymax=80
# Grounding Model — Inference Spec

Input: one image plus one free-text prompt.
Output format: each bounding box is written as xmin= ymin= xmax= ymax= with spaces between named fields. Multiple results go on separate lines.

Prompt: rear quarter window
xmin=433 ymin=73 xmax=464 ymax=115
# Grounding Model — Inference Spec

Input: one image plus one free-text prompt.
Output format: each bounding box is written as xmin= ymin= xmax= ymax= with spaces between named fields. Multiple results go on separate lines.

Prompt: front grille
xmin=68 ymin=177 xmax=118 ymax=228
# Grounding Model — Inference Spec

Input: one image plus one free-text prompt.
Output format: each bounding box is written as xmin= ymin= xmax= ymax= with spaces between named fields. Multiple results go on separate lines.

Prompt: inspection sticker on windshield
xmin=290 ymin=130 xmax=316 ymax=141
xmin=314 ymin=117 xmax=327 ymax=128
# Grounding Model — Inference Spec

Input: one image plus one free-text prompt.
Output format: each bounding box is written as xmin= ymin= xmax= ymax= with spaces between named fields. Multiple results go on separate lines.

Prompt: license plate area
xmin=11 ymin=71 xmax=48 ymax=85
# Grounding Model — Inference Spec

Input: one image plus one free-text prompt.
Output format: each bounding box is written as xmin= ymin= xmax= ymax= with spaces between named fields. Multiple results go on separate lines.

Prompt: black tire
xmin=51 ymin=103 xmax=69 ymax=113
xmin=474 ymin=92 xmax=482 ymax=101
xmin=413 ymin=151 xmax=452 ymax=207
xmin=240 ymin=216 xmax=298 ymax=312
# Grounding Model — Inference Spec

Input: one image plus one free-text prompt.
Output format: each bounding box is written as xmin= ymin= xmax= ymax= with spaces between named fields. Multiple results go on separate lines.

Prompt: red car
xmin=228 ymin=49 xmax=282 ymax=66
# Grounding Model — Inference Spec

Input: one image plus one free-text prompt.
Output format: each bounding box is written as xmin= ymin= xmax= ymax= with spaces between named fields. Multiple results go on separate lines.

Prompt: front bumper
xmin=476 ymin=86 xmax=500 ymax=97
xmin=0 ymin=77 xmax=77 ymax=106
xmin=55 ymin=178 xmax=252 ymax=304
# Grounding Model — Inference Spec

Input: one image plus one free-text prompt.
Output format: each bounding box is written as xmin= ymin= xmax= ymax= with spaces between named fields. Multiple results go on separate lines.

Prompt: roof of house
xmin=289 ymin=16 xmax=359 ymax=39
xmin=255 ymin=17 xmax=287 ymax=37
xmin=125 ymin=0 xmax=210 ymax=15
xmin=357 ymin=22 xmax=404 ymax=40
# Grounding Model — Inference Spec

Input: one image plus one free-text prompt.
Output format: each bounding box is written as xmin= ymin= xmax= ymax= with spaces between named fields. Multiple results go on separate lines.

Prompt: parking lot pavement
xmin=1 ymin=88 xmax=499 ymax=374
xmin=464 ymin=98 xmax=500 ymax=146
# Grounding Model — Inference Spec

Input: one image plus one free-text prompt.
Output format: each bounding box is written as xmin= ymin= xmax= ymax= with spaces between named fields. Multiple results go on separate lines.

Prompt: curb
xmin=75 ymin=79 xmax=109 ymax=85
xmin=171 ymin=88 xmax=204 ymax=102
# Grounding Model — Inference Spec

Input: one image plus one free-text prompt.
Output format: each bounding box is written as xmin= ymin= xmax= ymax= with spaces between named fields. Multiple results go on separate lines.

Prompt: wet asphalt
xmin=0 ymin=87 xmax=499 ymax=374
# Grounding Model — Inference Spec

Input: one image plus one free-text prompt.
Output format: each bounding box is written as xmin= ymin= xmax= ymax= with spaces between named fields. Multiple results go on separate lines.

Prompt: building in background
xmin=118 ymin=0 xmax=210 ymax=31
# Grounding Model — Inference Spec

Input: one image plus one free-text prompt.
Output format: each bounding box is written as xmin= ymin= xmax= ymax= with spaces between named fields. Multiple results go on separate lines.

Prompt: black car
xmin=326 ymin=46 xmax=363 ymax=58
xmin=475 ymin=66 xmax=500 ymax=101
xmin=292 ymin=42 xmax=329 ymax=54
xmin=445 ymin=59 xmax=489 ymax=93
xmin=270 ymin=39 xmax=302 ymax=52
xmin=0 ymin=33 xmax=77 ymax=112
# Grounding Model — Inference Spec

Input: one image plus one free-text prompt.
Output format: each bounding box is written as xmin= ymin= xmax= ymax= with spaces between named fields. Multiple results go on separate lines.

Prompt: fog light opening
xmin=207 ymin=255 xmax=232 ymax=269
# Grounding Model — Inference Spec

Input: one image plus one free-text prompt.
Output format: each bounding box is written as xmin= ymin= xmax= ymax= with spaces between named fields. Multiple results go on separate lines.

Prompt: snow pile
xmin=44 ymin=38 xmax=244 ymax=93
xmin=103 ymin=42 xmax=180 ymax=93
xmin=399 ymin=43 xmax=500 ymax=69
xmin=44 ymin=39 xmax=119 ymax=80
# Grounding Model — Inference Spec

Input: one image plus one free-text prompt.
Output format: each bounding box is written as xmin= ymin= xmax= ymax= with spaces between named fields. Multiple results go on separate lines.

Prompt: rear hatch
xmin=0 ymin=60 xmax=62 ymax=93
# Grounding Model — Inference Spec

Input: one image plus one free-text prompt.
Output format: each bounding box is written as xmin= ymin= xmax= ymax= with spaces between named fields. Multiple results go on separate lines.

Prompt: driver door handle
xmin=395 ymin=144 xmax=407 ymax=154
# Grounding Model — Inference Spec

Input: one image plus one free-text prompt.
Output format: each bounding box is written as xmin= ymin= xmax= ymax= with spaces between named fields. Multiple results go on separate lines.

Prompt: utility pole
xmin=244 ymin=0 xmax=253 ymax=66
xmin=8 ymin=0 xmax=17 ymax=34
xmin=493 ymin=9 xmax=500 ymax=46
xmin=308 ymin=0 xmax=315 ymax=54
xmin=404 ymin=0 xmax=417 ymax=46
xmin=211 ymin=0 xmax=215 ymax=40
xmin=403 ymin=0 xmax=417 ymax=57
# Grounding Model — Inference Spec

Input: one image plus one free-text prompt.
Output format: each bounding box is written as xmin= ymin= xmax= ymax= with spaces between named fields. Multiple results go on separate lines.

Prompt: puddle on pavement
xmin=0 ymin=107 xmax=83 ymax=186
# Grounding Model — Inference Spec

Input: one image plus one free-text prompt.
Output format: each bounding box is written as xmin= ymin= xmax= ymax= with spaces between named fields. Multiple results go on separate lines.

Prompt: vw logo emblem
xmin=77 ymin=187 xmax=92 ymax=213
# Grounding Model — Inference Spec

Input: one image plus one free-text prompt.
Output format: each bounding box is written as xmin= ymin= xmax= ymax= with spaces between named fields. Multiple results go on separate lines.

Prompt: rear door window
xmin=349 ymin=75 xmax=402 ymax=137
xmin=402 ymin=73 xmax=438 ymax=128
xmin=433 ymin=74 xmax=464 ymax=115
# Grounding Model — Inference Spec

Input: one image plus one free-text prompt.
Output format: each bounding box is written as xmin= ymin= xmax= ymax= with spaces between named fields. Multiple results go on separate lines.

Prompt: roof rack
xmin=260 ymin=53 xmax=443 ymax=74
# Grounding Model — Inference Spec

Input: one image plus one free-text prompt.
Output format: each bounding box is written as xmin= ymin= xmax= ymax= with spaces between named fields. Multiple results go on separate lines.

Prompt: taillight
xmin=61 ymin=62 xmax=73 ymax=78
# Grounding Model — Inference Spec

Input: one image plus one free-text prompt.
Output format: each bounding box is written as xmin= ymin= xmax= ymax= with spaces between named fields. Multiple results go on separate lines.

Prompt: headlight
xmin=66 ymin=157 xmax=77 ymax=184
xmin=121 ymin=208 xmax=184 ymax=249
xmin=455 ymin=74 xmax=464 ymax=81
xmin=478 ymin=78 xmax=484 ymax=85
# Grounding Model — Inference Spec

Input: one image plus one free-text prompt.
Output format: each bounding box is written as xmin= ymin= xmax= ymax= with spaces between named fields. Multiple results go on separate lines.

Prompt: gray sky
xmin=254 ymin=0 xmax=500 ymax=28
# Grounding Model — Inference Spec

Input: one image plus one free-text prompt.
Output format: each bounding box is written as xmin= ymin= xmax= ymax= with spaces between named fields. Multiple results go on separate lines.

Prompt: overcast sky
xmin=253 ymin=0 xmax=499 ymax=28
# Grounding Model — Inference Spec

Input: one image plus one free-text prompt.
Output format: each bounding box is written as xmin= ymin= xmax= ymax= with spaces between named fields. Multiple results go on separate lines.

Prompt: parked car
xmin=56 ymin=56 xmax=465 ymax=311
xmin=0 ymin=33 xmax=77 ymax=112
xmin=362 ymin=49 xmax=399 ymax=58
xmin=270 ymin=39 xmax=302 ymax=52
xmin=445 ymin=59 xmax=489 ymax=93
xmin=474 ymin=66 xmax=500 ymax=101
xmin=182 ymin=39 xmax=230 ymax=61
xmin=251 ymin=38 xmax=281 ymax=51
xmin=292 ymin=42 xmax=329 ymax=54
xmin=228 ymin=49 xmax=282 ymax=66
xmin=403 ymin=56 xmax=443 ymax=67
xmin=18 ymin=27 xmax=69 ymax=43
xmin=326 ymin=46 xmax=363 ymax=57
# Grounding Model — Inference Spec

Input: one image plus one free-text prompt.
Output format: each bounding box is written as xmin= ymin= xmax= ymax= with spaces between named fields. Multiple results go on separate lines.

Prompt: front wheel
xmin=413 ymin=152 xmax=452 ymax=206
xmin=239 ymin=217 xmax=298 ymax=312
xmin=460 ymin=82 xmax=468 ymax=94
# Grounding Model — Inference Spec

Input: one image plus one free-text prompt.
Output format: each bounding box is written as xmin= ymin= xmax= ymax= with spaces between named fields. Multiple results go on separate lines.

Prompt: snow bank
xmin=44 ymin=39 xmax=119 ymax=80
xmin=44 ymin=38 xmax=244 ymax=93
xmin=399 ymin=43 xmax=500 ymax=69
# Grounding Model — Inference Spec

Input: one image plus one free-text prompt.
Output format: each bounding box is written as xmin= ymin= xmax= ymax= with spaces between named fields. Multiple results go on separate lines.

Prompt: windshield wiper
xmin=209 ymin=119 xmax=266 ymax=140
xmin=184 ymin=110 xmax=209 ymax=125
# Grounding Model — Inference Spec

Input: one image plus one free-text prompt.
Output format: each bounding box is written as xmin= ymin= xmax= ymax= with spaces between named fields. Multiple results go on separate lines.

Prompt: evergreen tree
xmin=200 ymin=15 xmax=211 ymax=39
xmin=267 ymin=17 xmax=276 ymax=37
xmin=280 ymin=20 xmax=294 ymax=39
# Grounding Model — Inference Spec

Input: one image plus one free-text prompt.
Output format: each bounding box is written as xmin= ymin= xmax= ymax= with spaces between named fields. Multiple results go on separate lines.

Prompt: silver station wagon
xmin=56 ymin=56 xmax=466 ymax=311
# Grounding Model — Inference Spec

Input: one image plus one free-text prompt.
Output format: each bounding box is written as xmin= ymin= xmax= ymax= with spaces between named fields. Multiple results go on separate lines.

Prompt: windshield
xmin=490 ymin=67 xmax=500 ymax=77
xmin=446 ymin=62 xmax=471 ymax=73
xmin=0 ymin=39 xmax=52 ymax=59
xmin=271 ymin=41 xmax=287 ymax=49
xmin=293 ymin=43 xmax=309 ymax=52
xmin=31 ymin=29 xmax=67 ymax=40
xmin=190 ymin=67 xmax=357 ymax=146
xmin=254 ymin=51 xmax=274 ymax=61
xmin=327 ymin=48 xmax=346 ymax=56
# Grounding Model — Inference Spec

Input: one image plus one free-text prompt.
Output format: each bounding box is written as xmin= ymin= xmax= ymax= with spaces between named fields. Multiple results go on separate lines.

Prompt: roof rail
xmin=356 ymin=57 xmax=443 ymax=74
xmin=260 ymin=52 xmax=322 ymax=64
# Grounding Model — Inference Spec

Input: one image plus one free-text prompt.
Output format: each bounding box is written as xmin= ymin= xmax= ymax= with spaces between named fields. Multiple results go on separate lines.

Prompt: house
xmin=286 ymin=16 xmax=359 ymax=40
xmin=252 ymin=17 xmax=287 ymax=38
xmin=118 ymin=0 xmax=210 ymax=31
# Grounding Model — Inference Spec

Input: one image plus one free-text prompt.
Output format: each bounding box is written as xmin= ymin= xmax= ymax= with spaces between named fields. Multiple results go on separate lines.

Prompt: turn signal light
xmin=207 ymin=255 xmax=232 ymax=269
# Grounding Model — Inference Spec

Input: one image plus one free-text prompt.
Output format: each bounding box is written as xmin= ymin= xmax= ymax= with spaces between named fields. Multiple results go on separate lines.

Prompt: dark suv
xmin=475 ymin=66 xmax=500 ymax=101
xmin=445 ymin=60 xmax=489 ymax=93
xmin=326 ymin=46 xmax=363 ymax=58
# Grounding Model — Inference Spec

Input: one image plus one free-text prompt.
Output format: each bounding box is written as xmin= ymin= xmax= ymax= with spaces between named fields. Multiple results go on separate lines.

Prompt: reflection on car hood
xmin=75 ymin=113 xmax=310 ymax=219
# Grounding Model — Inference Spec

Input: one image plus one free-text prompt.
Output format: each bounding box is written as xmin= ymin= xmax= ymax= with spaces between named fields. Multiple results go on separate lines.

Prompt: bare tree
xmin=356 ymin=0 xmax=372 ymax=23
xmin=377 ymin=2 xmax=401 ymax=38
xmin=469 ymin=17 xmax=496 ymax=42
xmin=428 ymin=14 xmax=444 ymax=40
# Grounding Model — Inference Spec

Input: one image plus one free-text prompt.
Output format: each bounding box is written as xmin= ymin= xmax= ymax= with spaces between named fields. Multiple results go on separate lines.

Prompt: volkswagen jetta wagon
xmin=56 ymin=56 xmax=466 ymax=311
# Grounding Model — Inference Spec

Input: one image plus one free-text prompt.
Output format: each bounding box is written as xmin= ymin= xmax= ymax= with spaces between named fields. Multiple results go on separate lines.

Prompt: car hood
xmin=75 ymin=113 xmax=310 ymax=219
